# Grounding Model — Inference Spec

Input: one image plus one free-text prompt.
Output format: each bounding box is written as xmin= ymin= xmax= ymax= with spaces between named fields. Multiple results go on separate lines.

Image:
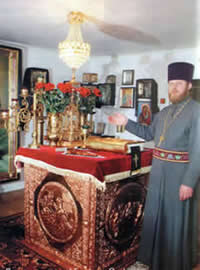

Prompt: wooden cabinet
xmin=136 ymin=79 xmax=159 ymax=115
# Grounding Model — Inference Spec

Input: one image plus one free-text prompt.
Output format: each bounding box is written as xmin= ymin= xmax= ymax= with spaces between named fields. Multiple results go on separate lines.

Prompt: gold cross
xmin=133 ymin=154 xmax=139 ymax=167
xmin=159 ymin=135 xmax=165 ymax=145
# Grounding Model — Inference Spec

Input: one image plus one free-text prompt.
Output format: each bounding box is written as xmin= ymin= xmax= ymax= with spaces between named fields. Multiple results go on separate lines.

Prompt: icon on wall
xmin=120 ymin=87 xmax=135 ymax=108
xmin=137 ymin=99 xmax=152 ymax=126
xmin=122 ymin=70 xmax=134 ymax=85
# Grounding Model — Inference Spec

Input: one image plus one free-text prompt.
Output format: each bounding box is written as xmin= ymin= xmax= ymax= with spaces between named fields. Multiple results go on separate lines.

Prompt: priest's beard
xmin=169 ymin=89 xmax=190 ymax=104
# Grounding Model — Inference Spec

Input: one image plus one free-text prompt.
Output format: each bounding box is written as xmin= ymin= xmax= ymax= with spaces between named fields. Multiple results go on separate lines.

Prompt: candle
xmin=11 ymin=98 xmax=19 ymax=106
xmin=21 ymin=88 xmax=29 ymax=97
xmin=116 ymin=125 xmax=125 ymax=133
xmin=0 ymin=109 xmax=9 ymax=119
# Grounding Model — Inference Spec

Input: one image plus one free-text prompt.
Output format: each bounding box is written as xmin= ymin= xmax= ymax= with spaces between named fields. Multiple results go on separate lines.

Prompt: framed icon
xmin=136 ymin=79 xmax=158 ymax=99
xmin=122 ymin=69 xmax=134 ymax=85
xmin=96 ymin=83 xmax=115 ymax=107
xmin=82 ymin=73 xmax=98 ymax=83
xmin=106 ymin=74 xmax=116 ymax=84
xmin=120 ymin=87 xmax=135 ymax=108
xmin=136 ymin=79 xmax=159 ymax=115
xmin=137 ymin=98 xmax=152 ymax=126
xmin=0 ymin=45 xmax=22 ymax=182
xmin=23 ymin=67 xmax=49 ymax=94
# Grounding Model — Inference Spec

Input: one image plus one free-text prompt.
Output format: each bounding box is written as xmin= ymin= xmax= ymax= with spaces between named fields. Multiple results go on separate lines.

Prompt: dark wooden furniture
xmin=136 ymin=78 xmax=159 ymax=115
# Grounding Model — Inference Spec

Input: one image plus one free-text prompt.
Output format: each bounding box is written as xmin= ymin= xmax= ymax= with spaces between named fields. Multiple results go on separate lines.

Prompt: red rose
xmin=57 ymin=82 xmax=73 ymax=93
xmin=57 ymin=82 xmax=65 ymax=91
xmin=78 ymin=87 xmax=91 ymax=97
xmin=93 ymin=88 xmax=102 ymax=97
xmin=44 ymin=83 xmax=55 ymax=91
xmin=35 ymin=82 xmax=45 ymax=90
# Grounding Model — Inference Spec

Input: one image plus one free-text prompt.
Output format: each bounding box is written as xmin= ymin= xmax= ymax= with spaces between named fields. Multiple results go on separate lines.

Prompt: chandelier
xmin=58 ymin=11 xmax=91 ymax=81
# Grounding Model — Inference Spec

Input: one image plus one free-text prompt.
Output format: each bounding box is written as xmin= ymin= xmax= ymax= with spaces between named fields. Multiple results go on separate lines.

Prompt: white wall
xmin=0 ymin=41 xmax=94 ymax=193
xmin=1 ymin=41 xmax=199 ymax=193
xmin=89 ymin=47 xmax=200 ymax=140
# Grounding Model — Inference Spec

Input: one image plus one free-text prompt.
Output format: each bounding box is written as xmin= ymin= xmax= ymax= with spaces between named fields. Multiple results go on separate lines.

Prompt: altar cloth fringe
xmin=15 ymin=155 xmax=106 ymax=191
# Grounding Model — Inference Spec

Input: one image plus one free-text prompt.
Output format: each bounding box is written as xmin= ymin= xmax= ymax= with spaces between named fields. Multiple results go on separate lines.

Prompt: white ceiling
xmin=0 ymin=0 xmax=200 ymax=56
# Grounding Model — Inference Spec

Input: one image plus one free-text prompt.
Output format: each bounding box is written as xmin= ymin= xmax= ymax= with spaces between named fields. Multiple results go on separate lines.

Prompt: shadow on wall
xmin=101 ymin=54 xmax=122 ymax=107
xmin=101 ymin=54 xmax=121 ymax=82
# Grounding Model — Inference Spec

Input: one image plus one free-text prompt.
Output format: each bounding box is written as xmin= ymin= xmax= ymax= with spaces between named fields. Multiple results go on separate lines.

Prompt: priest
xmin=108 ymin=62 xmax=200 ymax=270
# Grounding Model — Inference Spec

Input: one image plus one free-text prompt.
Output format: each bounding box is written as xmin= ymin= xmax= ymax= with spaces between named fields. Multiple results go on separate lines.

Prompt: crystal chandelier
xmin=58 ymin=11 xmax=91 ymax=82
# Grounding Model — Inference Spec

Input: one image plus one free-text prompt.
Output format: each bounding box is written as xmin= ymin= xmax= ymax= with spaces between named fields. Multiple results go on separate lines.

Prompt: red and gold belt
xmin=153 ymin=147 xmax=189 ymax=163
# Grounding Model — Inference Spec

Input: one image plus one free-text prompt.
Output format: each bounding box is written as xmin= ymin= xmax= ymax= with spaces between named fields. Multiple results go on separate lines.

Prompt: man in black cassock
xmin=109 ymin=62 xmax=200 ymax=270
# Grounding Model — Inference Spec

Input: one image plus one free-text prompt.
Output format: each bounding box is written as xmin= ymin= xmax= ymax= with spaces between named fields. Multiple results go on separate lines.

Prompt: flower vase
xmin=89 ymin=113 xmax=95 ymax=134
xmin=47 ymin=113 xmax=62 ymax=146
xmin=80 ymin=112 xmax=88 ymax=127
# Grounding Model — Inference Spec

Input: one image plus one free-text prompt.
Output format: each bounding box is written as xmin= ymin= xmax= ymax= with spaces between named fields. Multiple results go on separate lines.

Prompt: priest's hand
xmin=179 ymin=184 xmax=193 ymax=201
xmin=108 ymin=113 xmax=128 ymax=126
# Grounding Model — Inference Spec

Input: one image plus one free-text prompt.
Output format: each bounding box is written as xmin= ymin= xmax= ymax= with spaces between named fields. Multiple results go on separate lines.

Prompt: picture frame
xmin=136 ymin=98 xmax=152 ymax=126
xmin=91 ymin=73 xmax=98 ymax=83
xmin=81 ymin=83 xmax=98 ymax=92
xmin=120 ymin=87 xmax=135 ymax=108
xmin=96 ymin=83 xmax=115 ymax=107
xmin=82 ymin=73 xmax=98 ymax=83
xmin=80 ymin=83 xmax=98 ymax=109
xmin=122 ymin=69 xmax=134 ymax=85
xmin=23 ymin=67 xmax=49 ymax=94
xmin=106 ymin=74 xmax=116 ymax=84
xmin=0 ymin=45 xmax=22 ymax=182
xmin=136 ymin=79 xmax=159 ymax=116
xmin=136 ymin=80 xmax=152 ymax=99
xmin=136 ymin=79 xmax=159 ymax=100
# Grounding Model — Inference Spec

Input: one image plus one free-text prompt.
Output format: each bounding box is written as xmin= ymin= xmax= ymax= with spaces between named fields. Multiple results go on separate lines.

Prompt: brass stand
xmin=0 ymin=91 xmax=32 ymax=178
xmin=61 ymin=92 xmax=82 ymax=143
xmin=29 ymin=92 xmax=38 ymax=148
xmin=82 ymin=127 xmax=88 ymax=148
xmin=37 ymin=117 xmax=45 ymax=145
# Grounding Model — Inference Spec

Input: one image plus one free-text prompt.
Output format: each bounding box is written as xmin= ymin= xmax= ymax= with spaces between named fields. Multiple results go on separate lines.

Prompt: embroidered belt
xmin=153 ymin=147 xmax=189 ymax=163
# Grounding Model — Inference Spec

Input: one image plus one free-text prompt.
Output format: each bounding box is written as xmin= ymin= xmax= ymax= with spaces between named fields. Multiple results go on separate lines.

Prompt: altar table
xmin=15 ymin=147 xmax=152 ymax=270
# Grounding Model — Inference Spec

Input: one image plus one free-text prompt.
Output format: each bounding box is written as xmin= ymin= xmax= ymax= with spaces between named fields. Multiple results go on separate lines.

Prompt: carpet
xmin=0 ymin=213 xmax=64 ymax=270
xmin=0 ymin=214 xmax=148 ymax=270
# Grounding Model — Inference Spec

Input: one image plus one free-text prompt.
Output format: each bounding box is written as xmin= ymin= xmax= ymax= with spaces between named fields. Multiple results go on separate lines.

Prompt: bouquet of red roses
xmin=35 ymin=82 xmax=101 ymax=114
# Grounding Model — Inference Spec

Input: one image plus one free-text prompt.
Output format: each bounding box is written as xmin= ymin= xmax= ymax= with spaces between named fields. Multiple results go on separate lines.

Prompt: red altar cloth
xmin=16 ymin=147 xmax=152 ymax=183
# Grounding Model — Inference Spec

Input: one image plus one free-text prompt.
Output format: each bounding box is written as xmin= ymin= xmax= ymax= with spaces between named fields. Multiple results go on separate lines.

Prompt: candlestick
xmin=0 ymin=109 xmax=9 ymax=120
xmin=116 ymin=125 xmax=125 ymax=133
xmin=20 ymin=88 xmax=29 ymax=98
xmin=29 ymin=91 xmax=39 ymax=148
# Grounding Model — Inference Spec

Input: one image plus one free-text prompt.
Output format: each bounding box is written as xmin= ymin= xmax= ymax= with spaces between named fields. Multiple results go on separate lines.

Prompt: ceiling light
xmin=58 ymin=11 xmax=91 ymax=82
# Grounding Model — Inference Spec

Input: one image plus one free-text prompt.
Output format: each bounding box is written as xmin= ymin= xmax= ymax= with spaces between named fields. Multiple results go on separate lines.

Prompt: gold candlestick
xmin=19 ymin=89 xmax=32 ymax=132
xmin=29 ymin=91 xmax=39 ymax=148
xmin=81 ymin=125 xmax=89 ymax=148
xmin=0 ymin=110 xmax=9 ymax=129
xmin=21 ymin=88 xmax=29 ymax=97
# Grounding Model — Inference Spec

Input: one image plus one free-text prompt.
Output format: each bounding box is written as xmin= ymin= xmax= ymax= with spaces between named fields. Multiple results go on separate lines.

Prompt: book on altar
xmin=86 ymin=136 xmax=145 ymax=154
